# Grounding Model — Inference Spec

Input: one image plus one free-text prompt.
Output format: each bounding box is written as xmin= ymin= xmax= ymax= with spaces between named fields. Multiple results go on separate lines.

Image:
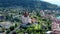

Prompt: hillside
xmin=0 ymin=0 xmax=59 ymax=10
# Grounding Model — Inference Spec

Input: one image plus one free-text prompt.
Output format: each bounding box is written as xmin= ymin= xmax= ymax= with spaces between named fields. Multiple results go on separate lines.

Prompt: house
xmin=0 ymin=21 xmax=13 ymax=29
xmin=0 ymin=14 xmax=4 ymax=21
xmin=0 ymin=25 xmax=6 ymax=34
xmin=40 ymin=10 xmax=45 ymax=16
xmin=52 ymin=18 xmax=60 ymax=34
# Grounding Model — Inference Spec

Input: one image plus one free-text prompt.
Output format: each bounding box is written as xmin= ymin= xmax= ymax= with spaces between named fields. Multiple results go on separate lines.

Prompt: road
xmin=9 ymin=24 xmax=20 ymax=34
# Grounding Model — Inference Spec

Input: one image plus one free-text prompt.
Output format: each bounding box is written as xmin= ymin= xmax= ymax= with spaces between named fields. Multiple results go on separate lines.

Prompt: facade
xmin=0 ymin=26 xmax=6 ymax=34
xmin=40 ymin=10 xmax=45 ymax=16
xmin=52 ymin=18 xmax=60 ymax=34
xmin=0 ymin=14 xmax=4 ymax=21
xmin=0 ymin=32 xmax=6 ymax=34
xmin=0 ymin=22 xmax=13 ymax=29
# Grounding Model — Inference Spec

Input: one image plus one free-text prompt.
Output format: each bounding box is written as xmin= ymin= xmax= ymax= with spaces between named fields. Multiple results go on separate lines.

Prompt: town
xmin=0 ymin=7 xmax=60 ymax=34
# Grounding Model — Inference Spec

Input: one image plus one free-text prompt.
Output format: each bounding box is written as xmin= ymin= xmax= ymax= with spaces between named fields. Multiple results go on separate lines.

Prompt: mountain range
xmin=0 ymin=0 xmax=60 ymax=10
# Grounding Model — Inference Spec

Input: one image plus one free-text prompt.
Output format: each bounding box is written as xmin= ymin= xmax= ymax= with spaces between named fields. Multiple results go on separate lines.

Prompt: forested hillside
xmin=0 ymin=0 xmax=59 ymax=10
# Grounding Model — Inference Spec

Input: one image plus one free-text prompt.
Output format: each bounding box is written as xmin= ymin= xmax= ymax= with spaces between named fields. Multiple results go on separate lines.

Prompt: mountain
xmin=0 ymin=0 xmax=59 ymax=10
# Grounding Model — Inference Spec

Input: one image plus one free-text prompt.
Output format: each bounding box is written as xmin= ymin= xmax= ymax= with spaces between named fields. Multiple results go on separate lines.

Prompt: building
xmin=52 ymin=18 xmax=60 ymax=34
xmin=0 ymin=14 xmax=4 ymax=21
xmin=0 ymin=25 xmax=6 ymax=34
xmin=0 ymin=21 xmax=13 ymax=29
xmin=40 ymin=10 xmax=45 ymax=16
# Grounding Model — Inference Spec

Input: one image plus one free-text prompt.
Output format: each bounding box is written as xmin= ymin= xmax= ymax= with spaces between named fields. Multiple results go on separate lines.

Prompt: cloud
xmin=42 ymin=0 xmax=60 ymax=6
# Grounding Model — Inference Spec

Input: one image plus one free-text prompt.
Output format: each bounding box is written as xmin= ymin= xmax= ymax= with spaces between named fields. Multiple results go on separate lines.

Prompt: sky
xmin=41 ymin=0 xmax=60 ymax=6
